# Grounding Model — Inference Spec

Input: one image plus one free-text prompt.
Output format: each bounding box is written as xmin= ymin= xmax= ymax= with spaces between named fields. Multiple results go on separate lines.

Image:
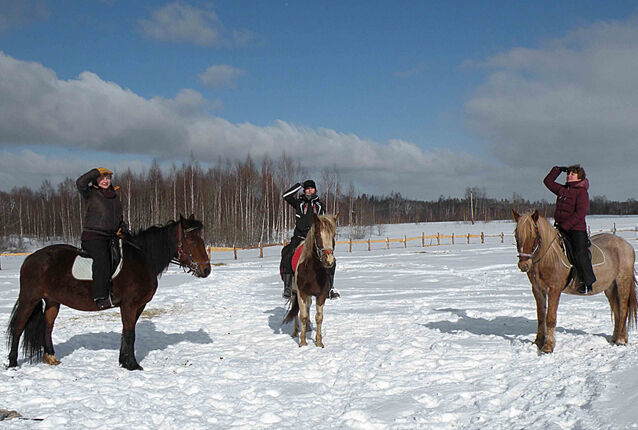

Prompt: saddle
xmin=72 ymin=238 xmax=124 ymax=281
xmin=558 ymin=233 xmax=605 ymax=289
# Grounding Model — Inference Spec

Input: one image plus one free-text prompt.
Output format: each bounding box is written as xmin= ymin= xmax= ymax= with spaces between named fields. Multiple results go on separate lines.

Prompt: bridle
xmin=313 ymin=230 xmax=334 ymax=266
xmin=172 ymin=223 xmax=209 ymax=274
xmin=516 ymin=220 xmax=559 ymax=265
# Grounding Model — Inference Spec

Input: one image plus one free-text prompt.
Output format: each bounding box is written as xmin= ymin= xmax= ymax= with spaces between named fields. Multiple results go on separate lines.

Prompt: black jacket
xmin=283 ymin=183 xmax=326 ymax=239
xmin=76 ymin=169 xmax=126 ymax=237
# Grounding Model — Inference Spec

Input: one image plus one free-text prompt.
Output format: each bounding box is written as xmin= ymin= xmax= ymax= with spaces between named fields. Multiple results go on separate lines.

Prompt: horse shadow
xmin=265 ymin=306 xmax=313 ymax=335
xmin=421 ymin=308 xmax=610 ymax=344
xmin=54 ymin=320 xmax=213 ymax=362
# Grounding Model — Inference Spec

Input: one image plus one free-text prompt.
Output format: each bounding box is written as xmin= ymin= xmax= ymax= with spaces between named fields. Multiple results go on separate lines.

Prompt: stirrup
xmin=94 ymin=296 xmax=112 ymax=310
xmin=577 ymin=284 xmax=592 ymax=295
xmin=329 ymin=289 xmax=340 ymax=299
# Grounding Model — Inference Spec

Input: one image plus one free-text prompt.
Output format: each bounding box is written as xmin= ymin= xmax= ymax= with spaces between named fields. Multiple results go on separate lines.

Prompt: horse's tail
xmin=7 ymin=299 xmax=45 ymax=363
xmin=283 ymin=295 xmax=299 ymax=325
xmin=628 ymin=271 xmax=638 ymax=330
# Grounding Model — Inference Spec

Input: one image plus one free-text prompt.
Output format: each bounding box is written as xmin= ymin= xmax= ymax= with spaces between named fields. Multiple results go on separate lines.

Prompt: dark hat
xmin=303 ymin=179 xmax=316 ymax=190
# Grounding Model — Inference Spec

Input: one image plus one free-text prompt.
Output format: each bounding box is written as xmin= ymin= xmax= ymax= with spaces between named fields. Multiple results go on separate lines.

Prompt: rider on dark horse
xmin=544 ymin=164 xmax=596 ymax=294
xmin=76 ymin=167 xmax=129 ymax=310
xmin=281 ymin=179 xmax=340 ymax=300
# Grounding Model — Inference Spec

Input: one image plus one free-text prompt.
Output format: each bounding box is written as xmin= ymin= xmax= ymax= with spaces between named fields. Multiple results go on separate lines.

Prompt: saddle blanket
xmin=71 ymin=242 xmax=124 ymax=281
xmin=291 ymin=244 xmax=304 ymax=273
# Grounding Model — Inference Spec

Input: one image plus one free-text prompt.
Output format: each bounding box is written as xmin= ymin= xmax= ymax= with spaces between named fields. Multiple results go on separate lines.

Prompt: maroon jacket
xmin=543 ymin=166 xmax=590 ymax=231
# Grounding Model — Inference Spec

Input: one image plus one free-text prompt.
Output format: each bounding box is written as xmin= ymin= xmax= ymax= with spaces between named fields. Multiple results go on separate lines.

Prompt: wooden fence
xmin=1 ymin=223 xmax=636 ymax=265
xmin=203 ymin=223 xmax=637 ymax=261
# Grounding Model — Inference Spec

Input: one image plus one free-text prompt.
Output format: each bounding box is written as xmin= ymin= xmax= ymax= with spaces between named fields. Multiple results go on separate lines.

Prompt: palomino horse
xmin=512 ymin=209 xmax=637 ymax=353
xmin=7 ymin=215 xmax=211 ymax=370
xmin=284 ymin=213 xmax=338 ymax=347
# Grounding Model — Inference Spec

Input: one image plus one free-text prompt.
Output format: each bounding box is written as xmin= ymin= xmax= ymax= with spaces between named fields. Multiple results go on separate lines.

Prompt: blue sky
xmin=1 ymin=1 xmax=637 ymax=200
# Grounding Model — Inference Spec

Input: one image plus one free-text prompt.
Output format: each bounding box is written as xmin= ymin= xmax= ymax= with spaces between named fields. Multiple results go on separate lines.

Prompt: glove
xmin=97 ymin=167 xmax=113 ymax=176
xmin=556 ymin=166 xmax=568 ymax=172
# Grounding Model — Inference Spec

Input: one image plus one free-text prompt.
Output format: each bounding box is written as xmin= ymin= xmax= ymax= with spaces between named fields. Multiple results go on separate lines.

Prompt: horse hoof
xmin=540 ymin=344 xmax=554 ymax=354
xmin=316 ymin=342 xmax=324 ymax=348
xmin=43 ymin=354 xmax=61 ymax=366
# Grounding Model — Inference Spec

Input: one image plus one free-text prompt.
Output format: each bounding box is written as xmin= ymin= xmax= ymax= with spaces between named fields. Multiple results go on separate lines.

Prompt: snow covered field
xmin=2 ymin=216 xmax=638 ymax=429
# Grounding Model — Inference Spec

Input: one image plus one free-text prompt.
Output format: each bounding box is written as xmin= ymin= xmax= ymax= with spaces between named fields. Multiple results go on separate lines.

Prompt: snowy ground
xmin=2 ymin=216 xmax=638 ymax=429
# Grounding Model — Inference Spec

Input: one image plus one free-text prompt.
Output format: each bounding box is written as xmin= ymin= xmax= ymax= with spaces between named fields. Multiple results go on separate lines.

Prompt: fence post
xmin=404 ymin=234 xmax=407 ymax=248
xmin=349 ymin=238 xmax=352 ymax=253
xmin=588 ymin=225 xmax=591 ymax=236
xmin=386 ymin=237 xmax=390 ymax=249
xmin=613 ymin=223 xmax=616 ymax=235
xmin=368 ymin=238 xmax=371 ymax=251
xmin=500 ymin=232 xmax=504 ymax=243
xmin=437 ymin=232 xmax=440 ymax=245
xmin=421 ymin=232 xmax=425 ymax=247
xmin=451 ymin=233 xmax=454 ymax=245
xmin=259 ymin=241 xmax=263 ymax=258
xmin=207 ymin=245 xmax=211 ymax=260
xmin=481 ymin=232 xmax=484 ymax=244
xmin=466 ymin=233 xmax=470 ymax=244
xmin=233 ymin=245 xmax=238 ymax=260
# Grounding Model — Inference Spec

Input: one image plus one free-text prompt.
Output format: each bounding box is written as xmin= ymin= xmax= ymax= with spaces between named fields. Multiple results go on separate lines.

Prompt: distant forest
xmin=1 ymin=155 xmax=637 ymax=249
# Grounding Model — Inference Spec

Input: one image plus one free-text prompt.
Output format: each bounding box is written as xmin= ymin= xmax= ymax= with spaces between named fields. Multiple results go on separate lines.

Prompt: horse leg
xmin=604 ymin=282 xmax=621 ymax=344
xmin=541 ymin=288 xmax=561 ymax=353
xmin=43 ymin=300 xmax=61 ymax=365
xmin=531 ymin=287 xmax=547 ymax=348
xmin=119 ymin=304 xmax=143 ymax=370
xmin=613 ymin=276 xmax=632 ymax=345
xmin=315 ymin=301 xmax=325 ymax=348
xmin=298 ymin=292 xmax=309 ymax=347
xmin=7 ymin=299 xmax=42 ymax=367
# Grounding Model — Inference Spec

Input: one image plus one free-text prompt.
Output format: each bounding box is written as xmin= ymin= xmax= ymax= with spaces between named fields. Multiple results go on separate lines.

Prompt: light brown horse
xmin=284 ymin=213 xmax=338 ymax=347
xmin=512 ymin=209 xmax=637 ymax=353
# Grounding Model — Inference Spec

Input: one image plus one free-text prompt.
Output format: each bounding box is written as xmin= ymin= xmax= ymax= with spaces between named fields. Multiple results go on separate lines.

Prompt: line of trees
xmin=2 ymin=155 xmax=638 ymax=251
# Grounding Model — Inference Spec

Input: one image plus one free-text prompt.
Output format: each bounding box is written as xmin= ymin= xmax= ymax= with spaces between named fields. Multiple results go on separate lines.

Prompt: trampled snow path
xmin=1 ymin=219 xmax=638 ymax=429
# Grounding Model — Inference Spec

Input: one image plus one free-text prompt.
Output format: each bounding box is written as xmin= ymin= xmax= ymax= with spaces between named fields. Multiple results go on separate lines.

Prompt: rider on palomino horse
xmin=543 ymin=164 xmax=596 ymax=294
xmin=280 ymin=180 xmax=339 ymax=300
xmin=76 ymin=168 xmax=129 ymax=309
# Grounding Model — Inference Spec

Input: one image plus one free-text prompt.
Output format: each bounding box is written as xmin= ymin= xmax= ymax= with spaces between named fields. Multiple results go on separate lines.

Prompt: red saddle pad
xmin=291 ymin=244 xmax=304 ymax=273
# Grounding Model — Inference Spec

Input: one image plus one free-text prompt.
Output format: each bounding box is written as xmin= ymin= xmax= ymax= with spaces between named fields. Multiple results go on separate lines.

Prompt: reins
xmin=172 ymin=224 xmax=209 ymax=274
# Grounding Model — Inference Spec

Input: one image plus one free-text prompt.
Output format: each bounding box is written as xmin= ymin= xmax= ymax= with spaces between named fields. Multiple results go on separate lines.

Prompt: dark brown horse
xmin=7 ymin=214 xmax=211 ymax=370
xmin=513 ymin=209 xmax=637 ymax=352
xmin=284 ymin=213 xmax=338 ymax=347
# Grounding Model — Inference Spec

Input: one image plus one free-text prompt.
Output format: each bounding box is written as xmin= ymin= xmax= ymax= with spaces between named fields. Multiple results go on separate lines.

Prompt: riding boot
xmin=327 ymin=266 xmax=340 ymax=299
xmin=282 ymin=274 xmax=293 ymax=299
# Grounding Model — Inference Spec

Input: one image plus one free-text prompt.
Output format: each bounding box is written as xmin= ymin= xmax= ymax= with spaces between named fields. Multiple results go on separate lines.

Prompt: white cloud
xmin=0 ymin=51 xmax=494 ymax=199
xmin=199 ymin=65 xmax=246 ymax=89
xmin=139 ymin=2 xmax=224 ymax=46
xmin=138 ymin=2 xmax=254 ymax=47
xmin=465 ymin=15 xmax=638 ymax=173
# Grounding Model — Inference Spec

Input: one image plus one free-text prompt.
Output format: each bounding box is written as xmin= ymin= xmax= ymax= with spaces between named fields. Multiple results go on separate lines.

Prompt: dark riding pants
xmin=82 ymin=239 xmax=112 ymax=300
xmin=563 ymin=230 xmax=597 ymax=286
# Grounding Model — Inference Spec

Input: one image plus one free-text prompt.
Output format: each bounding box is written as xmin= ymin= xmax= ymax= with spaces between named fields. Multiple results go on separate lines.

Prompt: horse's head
xmin=175 ymin=214 xmax=211 ymax=278
xmin=512 ymin=209 xmax=540 ymax=272
xmin=312 ymin=213 xmax=339 ymax=269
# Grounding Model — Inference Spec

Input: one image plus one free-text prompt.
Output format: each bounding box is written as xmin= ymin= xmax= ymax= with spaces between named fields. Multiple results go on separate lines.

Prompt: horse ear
xmin=512 ymin=209 xmax=520 ymax=222
xmin=312 ymin=213 xmax=320 ymax=224
xmin=334 ymin=212 xmax=340 ymax=221
xmin=188 ymin=214 xmax=195 ymax=220
xmin=531 ymin=210 xmax=539 ymax=222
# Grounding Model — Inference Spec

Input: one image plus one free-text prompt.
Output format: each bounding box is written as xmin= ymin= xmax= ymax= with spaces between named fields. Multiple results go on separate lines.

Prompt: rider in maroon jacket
xmin=543 ymin=165 xmax=596 ymax=294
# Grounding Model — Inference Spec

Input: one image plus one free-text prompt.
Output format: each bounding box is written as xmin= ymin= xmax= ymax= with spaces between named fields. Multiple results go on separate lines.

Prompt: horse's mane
xmin=515 ymin=211 xmax=562 ymax=266
xmin=300 ymin=215 xmax=337 ymax=262
xmin=129 ymin=218 xmax=203 ymax=277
